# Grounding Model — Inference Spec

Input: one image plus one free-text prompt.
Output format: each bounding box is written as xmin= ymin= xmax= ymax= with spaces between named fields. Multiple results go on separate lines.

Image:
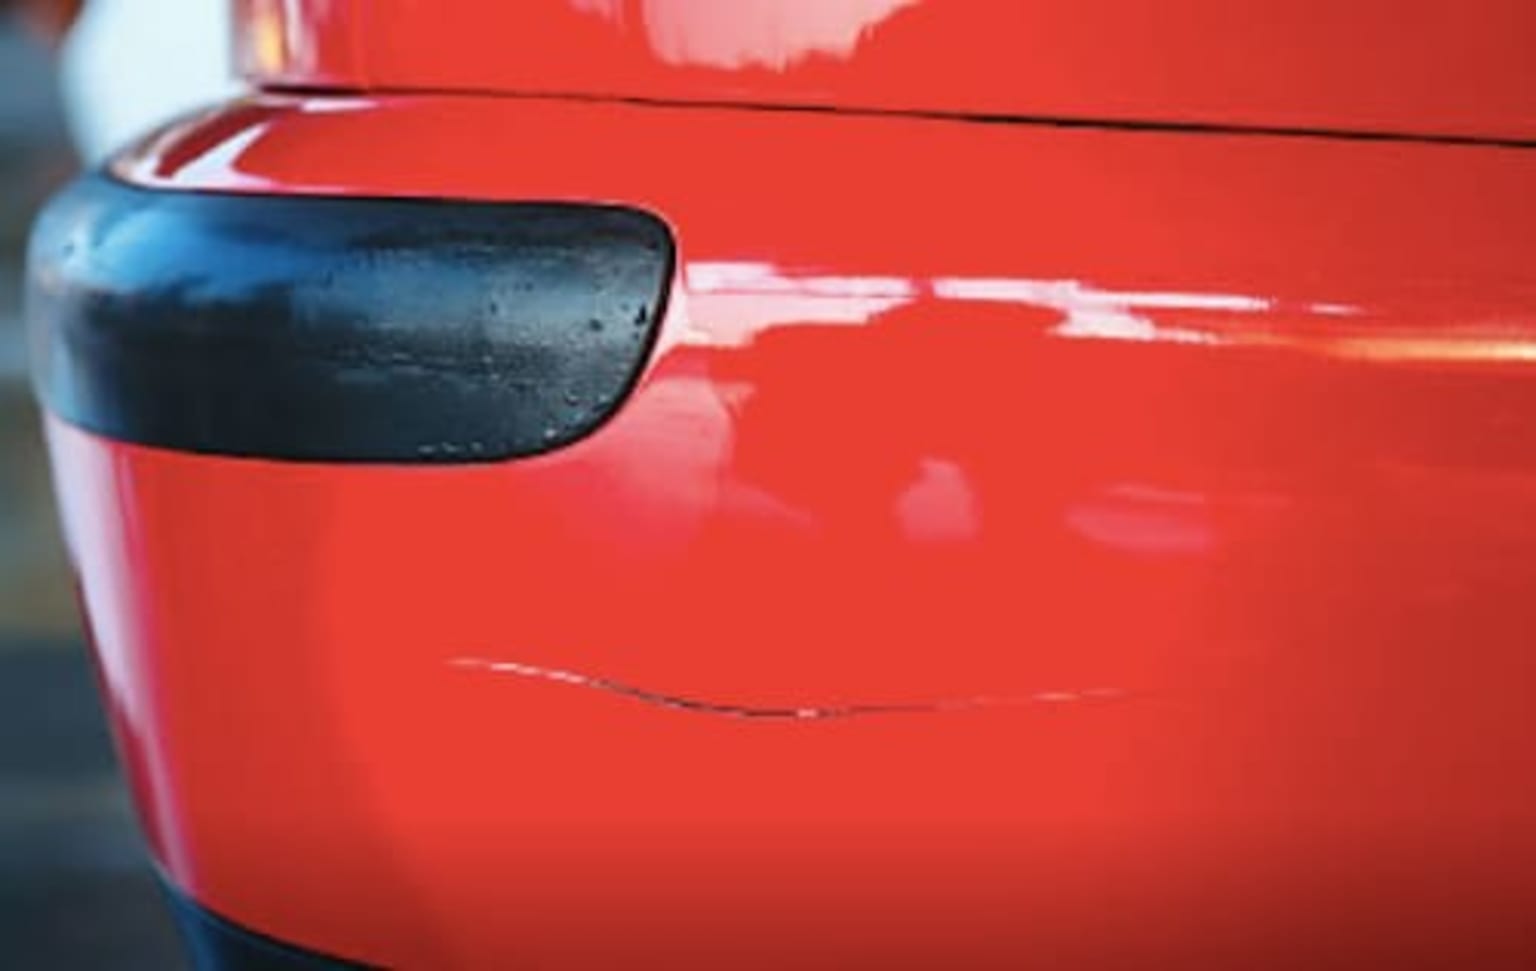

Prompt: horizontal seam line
xmin=258 ymin=83 xmax=1536 ymax=151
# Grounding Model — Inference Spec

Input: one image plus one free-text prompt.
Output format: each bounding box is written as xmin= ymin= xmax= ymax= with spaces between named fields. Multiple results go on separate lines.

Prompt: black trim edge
xmin=164 ymin=884 xmax=375 ymax=970
xmin=27 ymin=174 xmax=674 ymax=462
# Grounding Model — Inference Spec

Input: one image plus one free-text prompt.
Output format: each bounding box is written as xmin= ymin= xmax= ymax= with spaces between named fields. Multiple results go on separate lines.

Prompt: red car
xmin=27 ymin=1 xmax=1536 ymax=967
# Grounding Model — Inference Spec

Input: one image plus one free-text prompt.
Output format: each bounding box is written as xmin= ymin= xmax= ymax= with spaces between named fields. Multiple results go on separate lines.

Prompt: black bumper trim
xmin=28 ymin=174 xmax=673 ymax=462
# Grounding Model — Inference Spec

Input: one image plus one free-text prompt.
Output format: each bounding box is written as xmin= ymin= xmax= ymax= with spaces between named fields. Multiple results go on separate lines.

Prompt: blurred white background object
xmin=59 ymin=0 xmax=241 ymax=163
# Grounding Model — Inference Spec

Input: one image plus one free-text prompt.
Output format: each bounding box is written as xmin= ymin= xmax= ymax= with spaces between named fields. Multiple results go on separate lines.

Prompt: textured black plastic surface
xmin=28 ymin=175 xmax=673 ymax=462
xmin=165 ymin=886 xmax=371 ymax=970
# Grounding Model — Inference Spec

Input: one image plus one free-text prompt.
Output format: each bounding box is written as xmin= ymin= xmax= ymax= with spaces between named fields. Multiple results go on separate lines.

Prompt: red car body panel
xmin=232 ymin=0 xmax=1536 ymax=142
xmin=44 ymin=88 xmax=1536 ymax=967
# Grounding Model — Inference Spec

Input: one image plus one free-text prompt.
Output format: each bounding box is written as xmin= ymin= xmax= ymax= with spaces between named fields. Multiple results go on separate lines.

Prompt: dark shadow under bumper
xmin=165 ymin=886 xmax=370 ymax=971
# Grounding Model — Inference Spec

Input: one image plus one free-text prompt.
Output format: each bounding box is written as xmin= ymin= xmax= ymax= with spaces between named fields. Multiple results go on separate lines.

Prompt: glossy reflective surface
xmin=52 ymin=95 xmax=1536 ymax=967
xmin=231 ymin=0 xmax=1536 ymax=142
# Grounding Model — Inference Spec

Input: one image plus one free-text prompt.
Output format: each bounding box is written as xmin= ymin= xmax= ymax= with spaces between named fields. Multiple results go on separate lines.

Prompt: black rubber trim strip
xmin=266 ymin=85 xmax=1536 ymax=152
xmin=164 ymin=885 xmax=374 ymax=970
xmin=28 ymin=173 xmax=674 ymax=462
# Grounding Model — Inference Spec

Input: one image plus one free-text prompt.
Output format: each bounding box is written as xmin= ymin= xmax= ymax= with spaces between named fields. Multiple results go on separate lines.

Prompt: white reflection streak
xmin=687 ymin=261 xmax=915 ymax=298
xmin=1052 ymin=309 xmax=1214 ymax=345
xmin=933 ymin=276 xmax=1248 ymax=345
xmin=682 ymin=262 xmax=916 ymax=344
xmin=635 ymin=0 xmax=921 ymax=71
xmin=931 ymin=276 xmax=1270 ymax=313
xmin=683 ymin=262 xmax=1382 ymax=349
xmin=1308 ymin=302 xmax=1364 ymax=317
xmin=173 ymin=123 xmax=270 ymax=188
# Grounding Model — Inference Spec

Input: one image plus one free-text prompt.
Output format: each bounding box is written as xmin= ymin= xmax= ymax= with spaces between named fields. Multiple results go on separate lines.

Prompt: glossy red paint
xmin=57 ymin=94 xmax=1536 ymax=967
xmin=231 ymin=0 xmax=1536 ymax=143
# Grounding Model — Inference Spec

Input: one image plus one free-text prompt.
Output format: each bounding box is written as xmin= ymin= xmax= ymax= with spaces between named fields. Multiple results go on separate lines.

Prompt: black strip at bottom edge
xmin=163 ymin=882 xmax=376 ymax=971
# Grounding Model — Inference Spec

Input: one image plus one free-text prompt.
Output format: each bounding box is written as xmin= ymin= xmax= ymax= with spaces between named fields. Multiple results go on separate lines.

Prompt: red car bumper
xmin=34 ymin=92 xmax=1536 ymax=967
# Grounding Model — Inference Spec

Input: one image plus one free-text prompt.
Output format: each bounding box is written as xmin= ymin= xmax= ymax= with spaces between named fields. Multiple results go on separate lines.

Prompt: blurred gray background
xmin=0 ymin=11 xmax=187 ymax=967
